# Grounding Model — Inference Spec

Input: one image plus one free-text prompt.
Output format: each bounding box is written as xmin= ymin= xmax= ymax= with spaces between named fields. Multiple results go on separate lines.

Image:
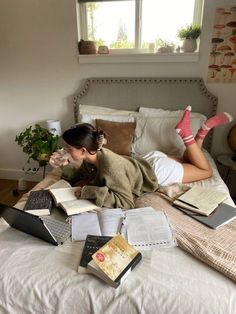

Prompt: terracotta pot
xmin=181 ymin=39 xmax=197 ymax=52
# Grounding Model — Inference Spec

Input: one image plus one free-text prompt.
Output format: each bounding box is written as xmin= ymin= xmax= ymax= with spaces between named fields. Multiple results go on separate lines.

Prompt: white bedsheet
xmin=0 ymin=224 xmax=235 ymax=314
xmin=0 ymin=151 xmax=235 ymax=314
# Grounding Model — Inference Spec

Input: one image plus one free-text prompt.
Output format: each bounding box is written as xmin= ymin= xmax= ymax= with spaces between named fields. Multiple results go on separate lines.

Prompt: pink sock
xmin=175 ymin=106 xmax=195 ymax=146
xmin=195 ymin=112 xmax=233 ymax=140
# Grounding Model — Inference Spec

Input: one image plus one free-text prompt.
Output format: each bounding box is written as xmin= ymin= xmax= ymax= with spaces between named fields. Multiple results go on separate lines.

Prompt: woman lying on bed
xmin=50 ymin=106 xmax=233 ymax=209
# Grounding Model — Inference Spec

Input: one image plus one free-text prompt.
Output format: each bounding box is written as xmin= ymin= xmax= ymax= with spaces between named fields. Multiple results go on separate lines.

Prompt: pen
xmin=177 ymin=199 xmax=199 ymax=209
xmin=118 ymin=216 xmax=126 ymax=234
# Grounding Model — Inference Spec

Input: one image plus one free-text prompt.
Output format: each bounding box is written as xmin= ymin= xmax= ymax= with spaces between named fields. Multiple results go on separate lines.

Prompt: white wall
xmin=0 ymin=0 xmax=236 ymax=193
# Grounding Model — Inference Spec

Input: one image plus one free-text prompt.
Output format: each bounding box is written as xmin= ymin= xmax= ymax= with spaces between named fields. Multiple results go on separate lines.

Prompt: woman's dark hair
xmin=62 ymin=123 xmax=107 ymax=154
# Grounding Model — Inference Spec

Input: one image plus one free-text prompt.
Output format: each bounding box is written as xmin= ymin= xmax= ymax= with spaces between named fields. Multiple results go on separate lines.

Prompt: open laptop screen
xmin=0 ymin=202 xmax=58 ymax=245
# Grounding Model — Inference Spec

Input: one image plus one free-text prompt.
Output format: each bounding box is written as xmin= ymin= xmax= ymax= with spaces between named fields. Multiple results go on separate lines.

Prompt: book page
xmin=49 ymin=187 xmax=78 ymax=205
xmin=45 ymin=179 xmax=72 ymax=190
xmin=98 ymin=208 xmax=124 ymax=237
xmin=60 ymin=199 xmax=100 ymax=215
xmin=177 ymin=186 xmax=228 ymax=215
xmin=126 ymin=209 xmax=176 ymax=250
xmin=72 ymin=212 xmax=102 ymax=241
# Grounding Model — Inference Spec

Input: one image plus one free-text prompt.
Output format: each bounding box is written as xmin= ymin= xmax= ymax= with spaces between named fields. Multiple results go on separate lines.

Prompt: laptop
xmin=0 ymin=202 xmax=71 ymax=245
xmin=174 ymin=202 xmax=236 ymax=229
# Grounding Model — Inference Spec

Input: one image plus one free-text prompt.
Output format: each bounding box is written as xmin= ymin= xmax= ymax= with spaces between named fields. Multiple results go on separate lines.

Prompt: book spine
xmin=114 ymin=252 xmax=142 ymax=285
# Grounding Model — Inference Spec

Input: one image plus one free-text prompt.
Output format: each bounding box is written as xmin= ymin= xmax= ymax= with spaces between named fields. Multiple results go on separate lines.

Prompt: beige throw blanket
xmin=134 ymin=184 xmax=236 ymax=282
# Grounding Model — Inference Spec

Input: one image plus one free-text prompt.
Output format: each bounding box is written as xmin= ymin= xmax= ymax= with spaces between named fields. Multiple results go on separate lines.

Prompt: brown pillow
xmin=95 ymin=119 xmax=136 ymax=155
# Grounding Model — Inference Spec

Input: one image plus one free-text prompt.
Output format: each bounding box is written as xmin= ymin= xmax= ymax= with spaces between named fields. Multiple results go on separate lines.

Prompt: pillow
xmin=95 ymin=119 xmax=136 ymax=156
xmin=139 ymin=107 xmax=206 ymax=123
xmin=79 ymin=104 xmax=137 ymax=116
xmin=132 ymin=116 xmax=203 ymax=156
xmin=79 ymin=113 xmax=136 ymax=126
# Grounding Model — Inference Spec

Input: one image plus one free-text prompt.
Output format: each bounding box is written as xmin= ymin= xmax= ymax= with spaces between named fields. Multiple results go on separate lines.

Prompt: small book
xmin=87 ymin=234 xmax=142 ymax=288
xmin=48 ymin=181 xmax=100 ymax=216
xmin=174 ymin=202 xmax=236 ymax=229
xmin=23 ymin=190 xmax=53 ymax=216
xmin=71 ymin=208 xmax=124 ymax=241
xmin=173 ymin=186 xmax=228 ymax=216
xmin=78 ymin=234 xmax=112 ymax=273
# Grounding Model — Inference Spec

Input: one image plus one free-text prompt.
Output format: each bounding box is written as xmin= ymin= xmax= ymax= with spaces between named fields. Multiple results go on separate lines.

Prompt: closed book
xmin=174 ymin=202 xmax=236 ymax=229
xmin=87 ymin=234 xmax=142 ymax=288
xmin=78 ymin=235 xmax=112 ymax=273
xmin=23 ymin=190 xmax=53 ymax=216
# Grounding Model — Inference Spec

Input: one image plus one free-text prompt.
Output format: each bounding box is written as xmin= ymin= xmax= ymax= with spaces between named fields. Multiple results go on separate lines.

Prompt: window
xmin=77 ymin=0 xmax=203 ymax=53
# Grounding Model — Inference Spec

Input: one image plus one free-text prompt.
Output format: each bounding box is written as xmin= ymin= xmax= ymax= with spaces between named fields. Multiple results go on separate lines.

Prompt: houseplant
xmin=156 ymin=39 xmax=175 ymax=53
xmin=177 ymin=24 xmax=201 ymax=52
xmin=15 ymin=124 xmax=61 ymax=176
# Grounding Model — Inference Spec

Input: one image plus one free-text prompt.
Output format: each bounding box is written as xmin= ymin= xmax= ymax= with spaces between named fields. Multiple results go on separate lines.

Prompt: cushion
xmin=132 ymin=116 xmax=203 ymax=156
xmin=79 ymin=104 xmax=137 ymax=116
xmin=79 ymin=113 xmax=136 ymax=126
xmin=95 ymin=119 xmax=136 ymax=156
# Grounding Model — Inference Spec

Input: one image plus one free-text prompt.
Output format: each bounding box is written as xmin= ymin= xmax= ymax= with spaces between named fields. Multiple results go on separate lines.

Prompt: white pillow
xmin=132 ymin=116 xmax=203 ymax=156
xmin=79 ymin=104 xmax=137 ymax=116
xmin=79 ymin=113 xmax=136 ymax=126
xmin=139 ymin=107 xmax=206 ymax=123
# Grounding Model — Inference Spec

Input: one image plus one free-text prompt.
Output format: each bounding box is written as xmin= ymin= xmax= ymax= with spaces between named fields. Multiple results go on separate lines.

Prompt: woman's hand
xmin=49 ymin=148 xmax=71 ymax=168
xmin=74 ymin=187 xmax=82 ymax=198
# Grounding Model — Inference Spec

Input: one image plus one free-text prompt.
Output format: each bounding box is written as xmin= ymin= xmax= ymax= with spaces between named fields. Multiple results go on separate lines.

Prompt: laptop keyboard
xmin=41 ymin=217 xmax=71 ymax=243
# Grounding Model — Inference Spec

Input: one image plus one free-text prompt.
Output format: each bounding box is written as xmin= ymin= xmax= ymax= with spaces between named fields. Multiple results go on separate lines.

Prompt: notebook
xmin=174 ymin=202 xmax=236 ymax=229
xmin=0 ymin=202 xmax=71 ymax=245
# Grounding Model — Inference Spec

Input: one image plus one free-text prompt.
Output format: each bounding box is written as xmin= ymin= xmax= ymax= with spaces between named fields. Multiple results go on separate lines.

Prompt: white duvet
xmin=0 ymin=152 xmax=235 ymax=314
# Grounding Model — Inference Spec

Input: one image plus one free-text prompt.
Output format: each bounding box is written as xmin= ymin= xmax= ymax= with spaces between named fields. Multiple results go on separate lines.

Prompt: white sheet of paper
xmin=126 ymin=208 xmax=176 ymax=250
xmin=98 ymin=208 xmax=124 ymax=236
xmin=72 ymin=212 xmax=101 ymax=241
xmin=71 ymin=208 xmax=123 ymax=241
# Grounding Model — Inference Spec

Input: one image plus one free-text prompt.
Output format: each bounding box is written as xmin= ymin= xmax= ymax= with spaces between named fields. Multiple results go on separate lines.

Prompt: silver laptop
xmin=0 ymin=202 xmax=71 ymax=245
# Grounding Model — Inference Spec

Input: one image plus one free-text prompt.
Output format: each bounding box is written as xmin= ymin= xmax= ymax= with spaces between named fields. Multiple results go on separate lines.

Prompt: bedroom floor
xmin=0 ymin=179 xmax=36 ymax=206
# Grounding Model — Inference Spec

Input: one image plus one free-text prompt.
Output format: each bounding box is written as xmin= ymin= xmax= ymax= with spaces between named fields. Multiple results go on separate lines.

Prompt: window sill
xmin=77 ymin=52 xmax=199 ymax=64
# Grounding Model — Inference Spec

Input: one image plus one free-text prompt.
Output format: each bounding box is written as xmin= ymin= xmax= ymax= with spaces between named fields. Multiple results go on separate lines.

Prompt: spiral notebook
xmin=125 ymin=207 xmax=177 ymax=250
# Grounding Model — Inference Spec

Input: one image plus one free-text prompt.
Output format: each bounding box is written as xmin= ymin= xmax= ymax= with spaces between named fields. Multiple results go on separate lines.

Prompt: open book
xmin=48 ymin=179 xmax=100 ymax=216
xmin=72 ymin=208 xmax=124 ymax=241
xmin=173 ymin=186 xmax=228 ymax=216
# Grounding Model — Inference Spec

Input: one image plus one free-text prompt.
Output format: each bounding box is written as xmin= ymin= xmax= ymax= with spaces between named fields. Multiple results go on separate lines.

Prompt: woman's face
xmin=65 ymin=144 xmax=85 ymax=162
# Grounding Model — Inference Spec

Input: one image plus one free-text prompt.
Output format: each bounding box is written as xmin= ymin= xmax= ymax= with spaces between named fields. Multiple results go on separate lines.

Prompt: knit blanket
xmin=134 ymin=185 xmax=236 ymax=282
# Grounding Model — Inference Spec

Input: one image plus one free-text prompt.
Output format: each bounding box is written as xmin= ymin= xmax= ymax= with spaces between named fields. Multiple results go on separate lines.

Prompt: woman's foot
xmin=195 ymin=112 xmax=233 ymax=140
xmin=175 ymin=106 xmax=195 ymax=146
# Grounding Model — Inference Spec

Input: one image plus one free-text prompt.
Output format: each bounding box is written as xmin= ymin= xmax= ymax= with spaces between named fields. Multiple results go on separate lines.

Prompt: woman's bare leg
xmin=169 ymin=107 xmax=233 ymax=183
xmin=173 ymin=106 xmax=212 ymax=182
xmin=182 ymin=111 xmax=233 ymax=162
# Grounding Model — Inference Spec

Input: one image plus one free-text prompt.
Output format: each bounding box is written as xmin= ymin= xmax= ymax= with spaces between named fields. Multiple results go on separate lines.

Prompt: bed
xmin=0 ymin=77 xmax=236 ymax=314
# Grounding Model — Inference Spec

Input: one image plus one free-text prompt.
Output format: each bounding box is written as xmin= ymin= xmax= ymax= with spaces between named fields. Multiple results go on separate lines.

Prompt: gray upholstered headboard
xmin=73 ymin=77 xmax=218 ymax=151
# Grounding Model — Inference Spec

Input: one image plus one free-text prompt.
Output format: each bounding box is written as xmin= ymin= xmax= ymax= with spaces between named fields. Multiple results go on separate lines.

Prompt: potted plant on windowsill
xmin=15 ymin=124 xmax=61 ymax=178
xmin=156 ymin=39 xmax=175 ymax=53
xmin=177 ymin=24 xmax=201 ymax=53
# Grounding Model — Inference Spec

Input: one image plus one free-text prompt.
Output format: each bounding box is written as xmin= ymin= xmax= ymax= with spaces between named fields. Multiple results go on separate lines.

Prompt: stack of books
xmin=79 ymin=234 xmax=142 ymax=288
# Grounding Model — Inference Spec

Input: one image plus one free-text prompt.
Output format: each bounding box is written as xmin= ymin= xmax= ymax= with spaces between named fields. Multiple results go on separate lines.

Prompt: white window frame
xmin=77 ymin=0 xmax=204 ymax=63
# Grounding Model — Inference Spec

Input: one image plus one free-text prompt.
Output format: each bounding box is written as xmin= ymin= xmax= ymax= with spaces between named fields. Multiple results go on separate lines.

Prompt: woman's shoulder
xmin=99 ymin=148 xmax=130 ymax=164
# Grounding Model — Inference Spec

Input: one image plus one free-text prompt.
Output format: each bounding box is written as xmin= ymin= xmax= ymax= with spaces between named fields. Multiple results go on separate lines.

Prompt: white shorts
xmin=142 ymin=151 xmax=184 ymax=186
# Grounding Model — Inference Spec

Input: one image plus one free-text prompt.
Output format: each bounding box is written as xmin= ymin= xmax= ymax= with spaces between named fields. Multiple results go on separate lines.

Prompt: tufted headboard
xmin=73 ymin=77 xmax=218 ymax=151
